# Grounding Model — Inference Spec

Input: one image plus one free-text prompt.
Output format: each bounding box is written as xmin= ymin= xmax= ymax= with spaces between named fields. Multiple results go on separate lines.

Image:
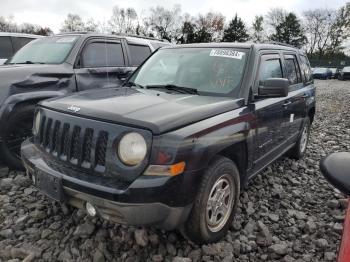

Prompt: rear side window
xmin=300 ymin=55 xmax=313 ymax=83
xmin=128 ymin=44 xmax=151 ymax=66
xmin=0 ymin=36 xmax=13 ymax=59
xmin=284 ymin=54 xmax=301 ymax=85
xmin=12 ymin=37 xmax=34 ymax=52
xmin=82 ymin=42 xmax=125 ymax=68
xmin=258 ymin=57 xmax=283 ymax=83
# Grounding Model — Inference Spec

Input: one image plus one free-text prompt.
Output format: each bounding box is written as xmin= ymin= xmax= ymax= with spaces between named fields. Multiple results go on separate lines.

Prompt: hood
xmin=40 ymin=88 xmax=244 ymax=134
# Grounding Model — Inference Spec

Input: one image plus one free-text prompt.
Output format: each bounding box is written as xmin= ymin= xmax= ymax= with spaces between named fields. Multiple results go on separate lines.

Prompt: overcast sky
xmin=0 ymin=0 xmax=348 ymax=33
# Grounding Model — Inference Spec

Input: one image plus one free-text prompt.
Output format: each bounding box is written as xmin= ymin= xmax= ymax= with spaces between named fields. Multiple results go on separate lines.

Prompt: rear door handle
xmin=301 ymin=94 xmax=308 ymax=99
xmin=283 ymin=101 xmax=292 ymax=107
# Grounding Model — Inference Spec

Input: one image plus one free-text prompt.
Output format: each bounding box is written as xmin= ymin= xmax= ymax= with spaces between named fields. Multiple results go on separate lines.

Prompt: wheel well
xmin=308 ymin=107 xmax=315 ymax=124
xmin=11 ymin=98 xmax=48 ymax=114
xmin=217 ymin=141 xmax=247 ymax=179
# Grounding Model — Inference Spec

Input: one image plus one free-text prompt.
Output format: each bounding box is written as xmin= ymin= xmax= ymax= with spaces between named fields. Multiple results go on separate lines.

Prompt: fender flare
xmin=0 ymin=90 xmax=69 ymax=122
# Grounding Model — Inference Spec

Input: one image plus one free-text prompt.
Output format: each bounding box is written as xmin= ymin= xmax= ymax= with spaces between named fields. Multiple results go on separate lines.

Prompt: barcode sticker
xmin=210 ymin=49 xmax=244 ymax=60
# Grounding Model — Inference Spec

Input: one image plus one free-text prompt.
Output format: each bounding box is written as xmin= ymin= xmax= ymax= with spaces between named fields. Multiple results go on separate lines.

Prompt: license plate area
xmin=34 ymin=168 xmax=65 ymax=202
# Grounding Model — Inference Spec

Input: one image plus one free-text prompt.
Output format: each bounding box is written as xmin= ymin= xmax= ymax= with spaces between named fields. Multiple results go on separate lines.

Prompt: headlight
xmin=33 ymin=111 xmax=41 ymax=136
xmin=118 ymin=132 xmax=147 ymax=166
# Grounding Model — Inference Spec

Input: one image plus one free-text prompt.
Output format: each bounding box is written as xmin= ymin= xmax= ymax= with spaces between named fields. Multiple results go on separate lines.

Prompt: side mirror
xmin=258 ymin=78 xmax=289 ymax=98
xmin=320 ymin=152 xmax=350 ymax=196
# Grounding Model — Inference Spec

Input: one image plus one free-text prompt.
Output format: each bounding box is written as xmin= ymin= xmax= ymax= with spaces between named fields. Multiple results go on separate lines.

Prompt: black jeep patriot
xmin=0 ymin=32 xmax=168 ymax=169
xmin=21 ymin=43 xmax=315 ymax=244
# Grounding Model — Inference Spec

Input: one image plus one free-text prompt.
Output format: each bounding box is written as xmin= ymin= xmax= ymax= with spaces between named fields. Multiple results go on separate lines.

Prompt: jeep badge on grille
xmin=67 ymin=105 xmax=81 ymax=112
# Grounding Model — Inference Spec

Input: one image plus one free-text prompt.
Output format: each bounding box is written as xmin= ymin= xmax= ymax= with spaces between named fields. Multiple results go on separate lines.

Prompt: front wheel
xmin=0 ymin=104 xmax=35 ymax=170
xmin=183 ymin=156 xmax=240 ymax=244
xmin=288 ymin=117 xmax=311 ymax=160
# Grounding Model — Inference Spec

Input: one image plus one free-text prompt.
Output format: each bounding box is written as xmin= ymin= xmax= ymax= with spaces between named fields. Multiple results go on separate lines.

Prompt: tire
xmin=0 ymin=104 xmax=36 ymax=170
xmin=183 ymin=156 xmax=240 ymax=244
xmin=288 ymin=117 xmax=311 ymax=160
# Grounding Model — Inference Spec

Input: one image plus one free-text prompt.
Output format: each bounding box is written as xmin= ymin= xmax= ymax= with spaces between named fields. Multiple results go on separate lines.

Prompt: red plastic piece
xmin=338 ymin=198 xmax=350 ymax=262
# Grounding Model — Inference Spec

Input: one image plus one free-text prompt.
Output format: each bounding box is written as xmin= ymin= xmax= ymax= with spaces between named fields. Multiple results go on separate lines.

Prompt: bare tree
xmin=60 ymin=14 xmax=85 ymax=32
xmin=195 ymin=12 xmax=225 ymax=42
xmin=147 ymin=5 xmax=182 ymax=41
xmin=250 ymin=15 xmax=265 ymax=42
xmin=109 ymin=6 xmax=138 ymax=34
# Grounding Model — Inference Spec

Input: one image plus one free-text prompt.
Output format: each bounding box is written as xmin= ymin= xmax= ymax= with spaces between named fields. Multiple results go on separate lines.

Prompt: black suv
xmin=22 ymin=43 xmax=315 ymax=244
xmin=0 ymin=32 xmax=169 ymax=169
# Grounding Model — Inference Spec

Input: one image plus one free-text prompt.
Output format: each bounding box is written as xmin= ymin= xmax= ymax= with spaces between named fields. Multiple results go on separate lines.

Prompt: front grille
xmin=37 ymin=117 xmax=109 ymax=172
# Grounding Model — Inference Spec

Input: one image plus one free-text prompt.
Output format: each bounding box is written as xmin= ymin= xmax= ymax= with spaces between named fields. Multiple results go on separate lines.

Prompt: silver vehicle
xmin=0 ymin=32 xmax=43 ymax=64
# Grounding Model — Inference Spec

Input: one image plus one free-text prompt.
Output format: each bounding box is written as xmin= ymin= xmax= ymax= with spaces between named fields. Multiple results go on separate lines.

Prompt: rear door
xmin=252 ymin=52 xmax=287 ymax=162
xmin=281 ymin=53 xmax=307 ymax=141
xmin=74 ymin=38 xmax=130 ymax=91
xmin=0 ymin=36 xmax=14 ymax=63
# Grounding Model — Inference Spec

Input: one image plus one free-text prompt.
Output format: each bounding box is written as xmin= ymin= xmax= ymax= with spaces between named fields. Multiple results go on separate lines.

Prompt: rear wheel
xmin=183 ymin=156 xmax=240 ymax=244
xmin=288 ymin=117 xmax=311 ymax=160
xmin=0 ymin=104 xmax=35 ymax=170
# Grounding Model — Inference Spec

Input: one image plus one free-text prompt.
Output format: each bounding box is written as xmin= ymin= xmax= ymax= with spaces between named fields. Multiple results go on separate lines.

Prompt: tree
xmin=195 ymin=12 xmax=225 ymax=42
xmin=60 ymin=14 xmax=85 ymax=32
xmin=251 ymin=15 xmax=265 ymax=42
xmin=148 ymin=5 xmax=182 ymax=41
xmin=177 ymin=14 xmax=197 ymax=44
xmin=85 ymin=18 xmax=99 ymax=32
xmin=222 ymin=14 xmax=249 ymax=42
xmin=109 ymin=6 xmax=138 ymax=34
xmin=270 ymin=12 xmax=307 ymax=48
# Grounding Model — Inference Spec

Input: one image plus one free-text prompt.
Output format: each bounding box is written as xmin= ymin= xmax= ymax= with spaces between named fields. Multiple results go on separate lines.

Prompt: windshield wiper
xmin=123 ymin=81 xmax=145 ymax=89
xmin=146 ymin=84 xmax=198 ymax=95
xmin=11 ymin=61 xmax=45 ymax=65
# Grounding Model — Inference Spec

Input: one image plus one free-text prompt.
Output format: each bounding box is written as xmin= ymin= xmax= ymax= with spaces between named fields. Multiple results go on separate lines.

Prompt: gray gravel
xmin=0 ymin=79 xmax=349 ymax=262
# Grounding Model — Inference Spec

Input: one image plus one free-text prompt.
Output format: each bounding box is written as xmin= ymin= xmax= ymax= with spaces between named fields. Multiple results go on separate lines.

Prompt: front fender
xmin=0 ymin=90 xmax=70 ymax=121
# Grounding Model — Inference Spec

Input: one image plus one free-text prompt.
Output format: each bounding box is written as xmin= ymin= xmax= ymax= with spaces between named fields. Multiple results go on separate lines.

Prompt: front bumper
xmin=21 ymin=140 xmax=194 ymax=230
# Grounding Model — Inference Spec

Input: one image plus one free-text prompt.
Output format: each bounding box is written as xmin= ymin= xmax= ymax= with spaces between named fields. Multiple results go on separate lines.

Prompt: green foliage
xmin=270 ymin=12 xmax=307 ymax=48
xmin=222 ymin=14 xmax=249 ymax=42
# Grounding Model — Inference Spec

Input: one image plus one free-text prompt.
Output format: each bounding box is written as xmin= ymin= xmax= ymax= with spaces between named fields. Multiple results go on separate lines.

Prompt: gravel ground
xmin=0 ymin=79 xmax=349 ymax=262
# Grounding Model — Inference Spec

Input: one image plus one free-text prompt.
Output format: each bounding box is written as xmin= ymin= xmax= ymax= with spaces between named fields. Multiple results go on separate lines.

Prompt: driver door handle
xmin=283 ymin=101 xmax=292 ymax=107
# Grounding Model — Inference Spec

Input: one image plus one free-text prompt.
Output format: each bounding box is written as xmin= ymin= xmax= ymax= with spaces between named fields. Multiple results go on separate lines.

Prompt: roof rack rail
xmin=56 ymin=31 xmax=90 ymax=35
xmin=268 ymin=41 xmax=296 ymax=48
xmin=118 ymin=33 xmax=169 ymax=42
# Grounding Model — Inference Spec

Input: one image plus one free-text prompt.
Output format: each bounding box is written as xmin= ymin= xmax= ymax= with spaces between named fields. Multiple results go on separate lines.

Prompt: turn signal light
xmin=144 ymin=162 xmax=186 ymax=176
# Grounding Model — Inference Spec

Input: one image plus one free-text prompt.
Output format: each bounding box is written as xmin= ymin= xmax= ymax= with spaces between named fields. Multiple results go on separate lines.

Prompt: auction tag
xmin=290 ymin=114 xmax=294 ymax=123
xmin=56 ymin=37 xmax=77 ymax=43
xmin=210 ymin=49 xmax=244 ymax=59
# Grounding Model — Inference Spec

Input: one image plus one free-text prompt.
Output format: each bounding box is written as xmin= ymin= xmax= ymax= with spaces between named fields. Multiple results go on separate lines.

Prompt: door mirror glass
xmin=258 ymin=78 xmax=289 ymax=98
xmin=320 ymin=152 xmax=350 ymax=196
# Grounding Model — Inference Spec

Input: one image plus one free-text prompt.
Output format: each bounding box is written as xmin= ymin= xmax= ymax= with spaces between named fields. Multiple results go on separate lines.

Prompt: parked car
xmin=338 ymin=66 xmax=350 ymax=80
xmin=312 ymin=67 xmax=332 ymax=79
xmin=22 ymin=43 xmax=315 ymax=244
xmin=0 ymin=32 xmax=42 ymax=64
xmin=320 ymin=152 xmax=350 ymax=262
xmin=0 ymin=32 xmax=169 ymax=170
xmin=329 ymin=67 xmax=339 ymax=79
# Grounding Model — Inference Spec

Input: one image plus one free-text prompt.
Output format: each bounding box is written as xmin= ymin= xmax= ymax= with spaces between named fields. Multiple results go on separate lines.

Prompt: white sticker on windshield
xmin=56 ymin=37 xmax=77 ymax=43
xmin=210 ymin=49 xmax=244 ymax=60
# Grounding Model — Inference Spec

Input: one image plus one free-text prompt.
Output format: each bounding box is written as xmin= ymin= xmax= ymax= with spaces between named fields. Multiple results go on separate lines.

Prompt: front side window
xmin=82 ymin=42 xmax=125 ymax=68
xmin=258 ymin=57 xmax=283 ymax=83
xmin=128 ymin=44 xmax=151 ymax=66
xmin=130 ymin=48 xmax=248 ymax=96
xmin=8 ymin=36 xmax=78 ymax=64
xmin=284 ymin=55 xmax=301 ymax=85
xmin=0 ymin=36 xmax=13 ymax=58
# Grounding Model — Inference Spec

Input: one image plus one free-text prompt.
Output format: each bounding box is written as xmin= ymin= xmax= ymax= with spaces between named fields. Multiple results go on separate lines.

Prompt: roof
xmin=55 ymin=32 xmax=168 ymax=43
xmin=162 ymin=42 xmax=302 ymax=52
xmin=0 ymin=32 xmax=43 ymax=38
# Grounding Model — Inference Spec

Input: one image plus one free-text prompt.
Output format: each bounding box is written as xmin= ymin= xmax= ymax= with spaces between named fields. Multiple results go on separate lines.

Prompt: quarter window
xmin=300 ymin=55 xmax=313 ymax=83
xmin=82 ymin=42 xmax=125 ymax=68
xmin=284 ymin=55 xmax=301 ymax=85
xmin=128 ymin=44 xmax=151 ymax=66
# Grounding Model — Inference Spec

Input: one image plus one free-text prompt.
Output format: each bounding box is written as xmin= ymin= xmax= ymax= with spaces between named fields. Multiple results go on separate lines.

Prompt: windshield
xmin=8 ymin=36 xmax=79 ymax=64
xmin=313 ymin=68 xmax=327 ymax=74
xmin=129 ymin=47 xmax=248 ymax=96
